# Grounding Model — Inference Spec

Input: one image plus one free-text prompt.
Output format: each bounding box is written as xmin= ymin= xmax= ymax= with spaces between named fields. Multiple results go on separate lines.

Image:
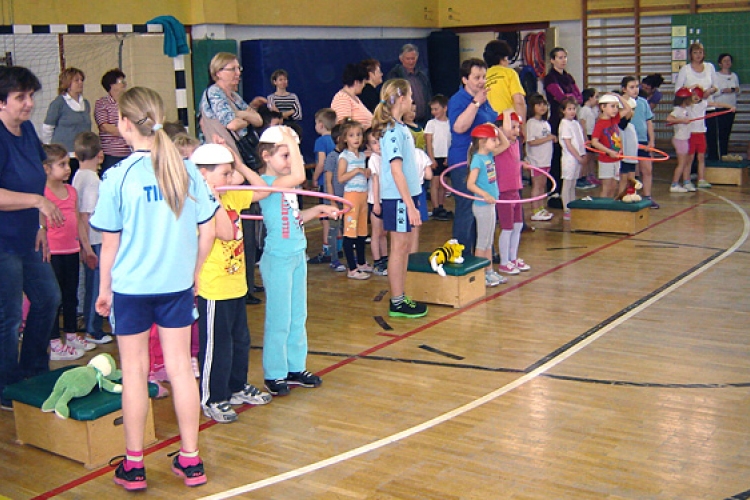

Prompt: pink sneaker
xmin=497 ymin=263 xmax=520 ymax=275
xmin=512 ymin=259 xmax=531 ymax=271
xmin=150 ymin=363 xmax=169 ymax=382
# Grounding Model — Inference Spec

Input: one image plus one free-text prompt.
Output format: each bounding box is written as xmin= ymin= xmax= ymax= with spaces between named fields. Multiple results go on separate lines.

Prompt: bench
xmin=704 ymin=160 xmax=749 ymax=186
xmin=568 ymin=197 xmax=651 ymax=235
xmin=406 ymin=253 xmax=490 ymax=308
xmin=2 ymin=366 xmax=158 ymax=468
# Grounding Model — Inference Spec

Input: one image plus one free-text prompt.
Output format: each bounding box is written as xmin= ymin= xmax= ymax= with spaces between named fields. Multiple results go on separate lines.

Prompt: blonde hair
xmin=119 ymin=87 xmax=190 ymax=217
xmin=337 ymin=119 xmax=364 ymax=150
xmin=209 ymin=52 xmax=239 ymax=82
xmin=172 ymin=133 xmax=200 ymax=159
xmin=58 ymin=68 xmax=85 ymax=95
xmin=467 ymin=137 xmax=488 ymax=166
xmin=371 ymin=79 xmax=411 ymax=139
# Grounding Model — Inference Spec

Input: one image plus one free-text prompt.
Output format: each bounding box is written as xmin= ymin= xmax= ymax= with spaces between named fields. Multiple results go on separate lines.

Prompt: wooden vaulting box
xmin=568 ymin=198 xmax=651 ymax=235
xmin=406 ymin=253 xmax=490 ymax=309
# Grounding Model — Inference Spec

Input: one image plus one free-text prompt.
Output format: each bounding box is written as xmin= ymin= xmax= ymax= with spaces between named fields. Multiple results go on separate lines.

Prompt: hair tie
xmin=379 ymin=99 xmax=386 ymax=104
xmin=152 ymin=124 xmax=163 ymax=132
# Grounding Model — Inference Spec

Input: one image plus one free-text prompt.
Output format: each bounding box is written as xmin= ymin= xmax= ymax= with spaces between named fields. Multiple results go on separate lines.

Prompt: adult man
xmin=386 ymin=44 xmax=432 ymax=124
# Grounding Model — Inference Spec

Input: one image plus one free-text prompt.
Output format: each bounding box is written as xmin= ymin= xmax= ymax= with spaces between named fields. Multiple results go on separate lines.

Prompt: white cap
xmin=598 ymin=94 xmax=623 ymax=108
xmin=190 ymin=143 xmax=234 ymax=165
xmin=259 ymin=125 xmax=300 ymax=144
xmin=626 ymin=97 xmax=637 ymax=109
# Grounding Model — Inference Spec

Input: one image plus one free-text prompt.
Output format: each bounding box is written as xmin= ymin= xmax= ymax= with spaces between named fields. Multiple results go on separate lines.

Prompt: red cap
xmin=675 ymin=87 xmax=692 ymax=98
xmin=509 ymin=111 xmax=522 ymax=124
xmin=691 ymin=87 xmax=705 ymax=99
xmin=471 ymin=123 xmax=498 ymax=138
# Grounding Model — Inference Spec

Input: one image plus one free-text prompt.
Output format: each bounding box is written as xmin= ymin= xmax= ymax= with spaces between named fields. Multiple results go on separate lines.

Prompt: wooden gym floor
xmin=2 ymin=162 xmax=750 ymax=499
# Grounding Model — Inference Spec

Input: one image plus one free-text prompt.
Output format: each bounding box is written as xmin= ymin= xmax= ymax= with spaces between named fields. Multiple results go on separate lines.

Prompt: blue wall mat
xmin=241 ymin=38 xmax=429 ymax=162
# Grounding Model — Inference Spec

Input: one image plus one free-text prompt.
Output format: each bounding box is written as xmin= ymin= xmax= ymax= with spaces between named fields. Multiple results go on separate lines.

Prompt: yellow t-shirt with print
xmin=486 ymin=65 xmax=525 ymax=114
xmin=198 ymin=190 xmax=254 ymax=300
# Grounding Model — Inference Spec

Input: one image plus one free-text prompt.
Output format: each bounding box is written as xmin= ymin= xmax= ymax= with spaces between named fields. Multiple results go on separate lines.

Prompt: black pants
xmin=197 ymin=296 xmax=251 ymax=405
xmin=706 ymin=111 xmax=736 ymax=160
xmin=50 ymin=253 xmax=79 ymax=337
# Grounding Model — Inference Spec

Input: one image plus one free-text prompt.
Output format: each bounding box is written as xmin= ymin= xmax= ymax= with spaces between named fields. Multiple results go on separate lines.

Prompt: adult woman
xmin=42 ymin=68 xmax=91 ymax=176
xmin=640 ymin=74 xmax=665 ymax=112
xmin=708 ymin=53 xmax=740 ymax=161
xmin=447 ymin=58 xmax=498 ymax=254
xmin=94 ymin=69 xmax=130 ymax=174
xmin=543 ymin=48 xmax=582 ymax=204
xmin=266 ymin=69 xmax=303 ymax=132
xmin=0 ymin=66 xmax=63 ymax=409
xmin=330 ymin=63 xmax=373 ymax=128
xmin=359 ymin=59 xmax=383 ymax=113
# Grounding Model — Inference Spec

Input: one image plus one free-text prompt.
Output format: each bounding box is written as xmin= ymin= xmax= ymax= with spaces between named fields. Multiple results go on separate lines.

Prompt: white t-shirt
xmin=424 ymin=118 xmax=451 ymax=158
xmin=687 ymin=101 xmax=708 ymax=133
xmin=414 ymin=148 xmax=433 ymax=183
xmin=525 ymin=118 xmax=554 ymax=167
xmin=71 ymin=168 xmax=102 ymax=245
xmin=621 ymin=121 xmax=638 ymax=164
xmin=559 ymin=118 xmax=586 ymax=168
xmin=711 ymin=72 xmax=740 ymax=108
xmin=577 ymin=105 xmax=598 ymax=136
xmin=671 ymin=106 xmax=691 ymax=141
xmin=367 ymin=153 xmax=381 ymax=205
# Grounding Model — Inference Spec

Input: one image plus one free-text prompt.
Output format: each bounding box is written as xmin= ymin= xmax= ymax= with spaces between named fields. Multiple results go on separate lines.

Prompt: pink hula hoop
xmin=215 ymin=185 xmax=354 ymax=220
xmin=439 ymin=162 xmax=558 ymax=204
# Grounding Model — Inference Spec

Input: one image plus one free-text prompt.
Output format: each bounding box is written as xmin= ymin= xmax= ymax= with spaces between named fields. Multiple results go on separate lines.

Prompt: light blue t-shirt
xmin=379 ymin=121 xmax=421 ymax=200
xmin=90 ymin=152 xmax=219 ymax=295
xmin=339 ymin=149 xmax=368 ymax=193
xmin=470 ymin=153 xmax=498 ymax=207
xmin=259 ymin=174 xmax=306 ymax=256
xmin=631 ymin=96 xmax=654 ymax=143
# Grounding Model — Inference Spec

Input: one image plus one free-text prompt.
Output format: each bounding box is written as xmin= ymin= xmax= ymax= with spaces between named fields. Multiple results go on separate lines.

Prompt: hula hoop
xmin=439 ymin=162 xmax=558 ymax=204
xmin=215 ymin=185 xmax=354 ymax=220
xmin=583 ymin=141 xmax=670 ymax=162
xmin=665 ymin=108 xmax=733 ymax=126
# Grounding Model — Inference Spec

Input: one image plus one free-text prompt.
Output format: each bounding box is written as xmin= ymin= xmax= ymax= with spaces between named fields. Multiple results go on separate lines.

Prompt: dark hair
xmin=162 ymin=121 xmax=187 ymax=140
xmin=360 ymin=58 xmax=380 ymax=75
xmin=74 ymin=131 xmax=101 ymax=161
xmin=641 ymin=74 xmax=664 ymax=89
xmin=337 ymin=118 xmax=364 ymax=150
xmin=483 ymin=40 xmax=513 ymax=67
xmin=527 ymin=93 xmax=549 ymax=120
xmin=342 ymin=63 xmax=368 ymax=87
xmin=582 ymin=88 xmax=597 ymax=102
xmin=270 ymin=69 xmax=288 ymax=84
xmin=717 ymin=53 xmax=733 ymax=65
xmin=673 ymin=94 xmax=692 ymax=107
xmin=101 ymin=68 xmax=125 ymax=92
xmin=620 ymin=75 xmax=637 ymax=89
xmin=549 ymin=47 xmax=567 ymax=60
xmin=0 ymin=66 xmax=42 ymax=102
xmin=331 ymin=123 xmax=343 ymax=147
xmin=559 ymin=97 xmax=578 ymax=117
xmin=258 ymin=104 xmax=282 ymax=129
xmin=430 ymin=94 xmax=448 ymax=107
xmin=42 ymin=143 xmax=69 ymax=164
xmin=460 ymin=58 xmax=487 ymax=80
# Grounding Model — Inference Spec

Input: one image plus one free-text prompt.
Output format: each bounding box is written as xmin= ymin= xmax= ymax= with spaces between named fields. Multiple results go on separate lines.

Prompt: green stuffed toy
xmin=41 ymin=353 xmax=123 ymax=419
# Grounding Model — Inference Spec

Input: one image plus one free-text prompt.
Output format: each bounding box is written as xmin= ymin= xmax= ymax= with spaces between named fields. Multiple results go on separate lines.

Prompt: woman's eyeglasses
xmin=221 ymin=66 xmax=243 ymax=73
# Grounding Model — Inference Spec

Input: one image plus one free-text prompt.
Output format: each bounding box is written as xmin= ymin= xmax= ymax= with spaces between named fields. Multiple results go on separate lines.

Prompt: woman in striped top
xmin=267 ymin=69 xmax=303 ymax=129
xmin=330 ymin=63 xmax=373 ymax=129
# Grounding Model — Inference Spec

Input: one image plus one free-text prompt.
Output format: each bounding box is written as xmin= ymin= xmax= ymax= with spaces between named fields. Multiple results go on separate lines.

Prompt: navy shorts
xmin=111 ymin=288 xmax=197 ymax=335
xmin=368 ymin=202 xmax=382 ymax=220
xmin=620 ymin=161 xmax=637 ymax=174
xmin=433 ymin=158 xmax=447 ymax=176
xmin=382 ymin=196 xmax=420 ymax=233
xmin=638 ymin=141 xmax=651 ymax=159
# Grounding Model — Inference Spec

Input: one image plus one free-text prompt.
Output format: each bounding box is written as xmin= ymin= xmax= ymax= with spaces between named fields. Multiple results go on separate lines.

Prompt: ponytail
xmin=371 ymin=79 xmax=411 ymax=138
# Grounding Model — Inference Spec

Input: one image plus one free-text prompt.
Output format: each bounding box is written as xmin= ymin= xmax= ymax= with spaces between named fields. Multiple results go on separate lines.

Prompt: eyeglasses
xmin=116 ymin=79 xmax=127 ymax=85
xmin=221 ymin=66 xmax=243 ymax=73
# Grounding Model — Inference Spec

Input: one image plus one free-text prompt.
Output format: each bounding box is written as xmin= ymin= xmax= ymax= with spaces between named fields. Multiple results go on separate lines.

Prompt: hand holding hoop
xmin=216 ymin=185 xmax=354 ymax=220
xmin=584 ymin=141 xmax=670 ymax=162
xmin=439 ymin=162 xmax=558 ymax=204
xmin=665 ymin=108 xmax=734 ymax=126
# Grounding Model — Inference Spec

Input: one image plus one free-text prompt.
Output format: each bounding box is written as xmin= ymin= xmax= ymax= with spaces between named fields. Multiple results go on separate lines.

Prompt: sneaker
xmin=697 ymin=179 xmax=712 ymax=188
xmin=150 ymin=363 xmax=169 ymax=382
xmin=389 ymin=297 xmax=428 ymax=318
xmin=512 ymin=259 xmax=531 ymax=271
xmin=171 ymin=454 xmax=207 ymax=487
xmin=191 ymin=357 xmax=200 ymax=378
xmin=563 ymin=211 xmax=571 ymax=221
xmin=264 ymin=378 xmax=291 ymax=396
xmin=307 ymin=253 xmax=331 ymax=264
xmin=330 ymin=260 xmax=346 ymax=272
xmin=649 ymin=199 xmax=660 ymax=209
xmin=202 ymin=401 xmax=238 ymax=423
xmin=112 ymin=458 xmax=147 ymax=491
xmin=373 ymin=261 xmax=388 ymax=276
xmin=684 ymin=182 xmax=697 ymax=192
xmin=489 ymin=270 xmax=507 ymax=284
xmin=287 ymin=370 xmax=322 ymax=388
xmin=497 ymin=263 xmax=520 ymax=275
xmin=230 ymin=384 xmax=272 ymax=405
xmin=86 ymin=334 xmax=113 ymax=344
xmin=357 ymin=263 xmax=374 ymax=273
xmin=66 ymin=333 xmax=96 ymax=352
xmin=576 ymin=178 xmax=594 ymax=190
xmin=530 ymin=209 xmax=553 ymax=221
xmin=347 ymin=270 xmax=370 ymax=280
xmin=670 ymin=183 xmax=688 ymax=193
xmin=50 ymin=340 xmax=83 ymax=361
xmin=587 ymin=175 xmax=602 ymax=186
xmin=485 ymin=272 xmax=501 ymax=287
xmin=151 ymin=381 xmax=170 ymax=399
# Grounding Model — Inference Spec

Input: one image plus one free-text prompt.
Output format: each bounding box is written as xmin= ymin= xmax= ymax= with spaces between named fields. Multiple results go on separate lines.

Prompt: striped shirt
xmin=330 ymin=90 xmax=373 ymax=129
xmin=267 ymin=92 xmax=302 ymax=121
xmin=94 ymin=95 xmax=131 ymax=157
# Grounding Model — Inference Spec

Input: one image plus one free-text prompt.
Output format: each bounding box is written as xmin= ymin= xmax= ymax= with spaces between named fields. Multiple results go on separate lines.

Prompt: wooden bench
xmin=406 ymin=253 xmax=490 ymax=308
xmin=2 ymin=366 xmax=157 ymax=469
xmin=568 ymin=197 xmax=651 ymax=235
xmin=704 ymin=160 xmax=749 ymax=186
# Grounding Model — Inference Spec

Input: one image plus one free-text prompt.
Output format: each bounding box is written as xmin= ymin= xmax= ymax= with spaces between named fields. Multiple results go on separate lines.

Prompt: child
xmin=371 ymin=79 xmax=428 ymax=318
xmin=667 ymin=88 xmax=695 ymax=192
xmin=577 ymin=88 xmax=599 ymax=189
xmin=191 ymin=143 xmax=272 ymax=423
xmin=466 ymin=123 xmax=509 ymax=286
xmin=172 ymin=133 xmax=200 ymax=159
xmin=309 ymin=108 xmax=337 ymax=264
xmin=688 ymin=86 xmax=734 ymax=188
xmin=43 ymin=144 xmax=97 ymax=361
xmin=71 ymin=132 xmax=112 ymax=345
xmin=324 ymin=124 xmax=346 ymax=272
xmin=256 ymin=126 xmax=339 ymax=396
xmin=621 ymin=76 xmax=658 ymax=208
xmin=337 ymin=119 xmax=372 ymax=280
xmin=558 ymin=98 xmax=587 ymax=220
xmin=92 ymin=87 xmax=218 ymax=490
xmin=495 ymin=111 xmax=532 ymax=276
xmin=410 ymin=147 xmax=434 ymax=253
xmin=403 ymin=103 xmax=426 ymax=151
xmin=525 ymin=94 xmax=557 ymax=221
xmin=365 ymin=128 xmax=388 ymax=276
xmin=591 ymin=93 xmax=632 ymax=198
xmin=424 ymin=94 xmax=452 ymax=220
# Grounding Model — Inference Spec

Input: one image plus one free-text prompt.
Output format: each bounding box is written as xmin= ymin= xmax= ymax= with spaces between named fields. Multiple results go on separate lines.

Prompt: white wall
xmin=192 ymin=24 xmax=435 ymax=41
xmin=550 ymin=20 xmax=583 ymax=89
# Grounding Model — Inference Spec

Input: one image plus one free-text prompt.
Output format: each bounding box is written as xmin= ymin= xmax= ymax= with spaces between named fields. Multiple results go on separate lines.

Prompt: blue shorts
xmin=638 ymin=141 xmax=651 ymax=159
xmin=368 ymin=202 xmax=382 ymax=220
xmin=620 ymin=161 xmax=637 ymax=174
xmin=382 ymin=196 xmax=420 ymax=233
xmin=111 ymin=288 xmax=197 ymax=335
xmin=417 ymin=190 xmax=428 ymax=221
